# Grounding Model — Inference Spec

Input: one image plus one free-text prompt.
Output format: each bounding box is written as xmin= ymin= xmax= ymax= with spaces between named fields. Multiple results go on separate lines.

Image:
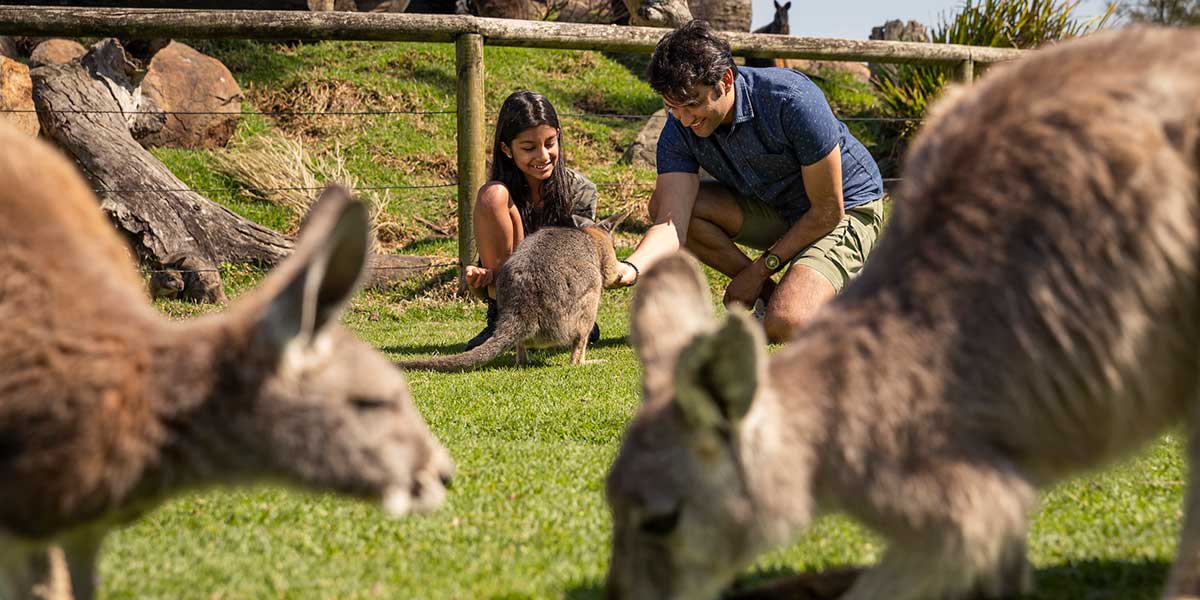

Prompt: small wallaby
xmin=0 ymin=122 xmax=453 ymax=600
xmin=398 ymin=213 xmax=625 ymax=372
xmin=606 ymin=27 xmax=1199 ymax=600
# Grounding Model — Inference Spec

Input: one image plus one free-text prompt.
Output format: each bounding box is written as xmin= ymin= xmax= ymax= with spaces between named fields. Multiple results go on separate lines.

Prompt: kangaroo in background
xmin=0 ymin=122 xmax=453 ymax=600
xmin=605 ymin=26 xmax=1199 ymax=600
xmin=398 ymin=213 xmax=625 ymax=372
xmin=746 ymin=0 xmax=791 ymax=68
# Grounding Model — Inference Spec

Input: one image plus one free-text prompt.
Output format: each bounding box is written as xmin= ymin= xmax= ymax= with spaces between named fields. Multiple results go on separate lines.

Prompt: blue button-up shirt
xmin=656 ymin=66 xmax=883 ymax=224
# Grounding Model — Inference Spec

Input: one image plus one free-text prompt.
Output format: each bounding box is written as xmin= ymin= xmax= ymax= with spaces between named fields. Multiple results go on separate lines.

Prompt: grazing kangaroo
xmin=397 ymin=213 xmax=625 ymax=372
xmin=0 ymin=122 xmax=454 ymax=600
xmin=605 ymin=26 xmax=1200 ymax=600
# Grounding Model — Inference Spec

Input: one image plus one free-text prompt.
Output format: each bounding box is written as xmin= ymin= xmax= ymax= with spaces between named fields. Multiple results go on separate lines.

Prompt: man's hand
xmin=464 ymin=264 xmax=495 ymax=290
xmin=723 ymin=260 xmax=772 ymax=308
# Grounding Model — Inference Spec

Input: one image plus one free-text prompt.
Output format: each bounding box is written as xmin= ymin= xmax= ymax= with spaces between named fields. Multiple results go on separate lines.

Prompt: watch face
xmin=764 ymin=254 xmax=781 ymax=271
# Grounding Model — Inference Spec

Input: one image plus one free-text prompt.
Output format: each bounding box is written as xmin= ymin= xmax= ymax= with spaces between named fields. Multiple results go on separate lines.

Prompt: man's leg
xmin=763 ymin=202 xmax=885 ymax=343
xmin=682 ymin=181 xmax=751 ymax=277
xmin=763 ymin=266 xmax=836 ymax=343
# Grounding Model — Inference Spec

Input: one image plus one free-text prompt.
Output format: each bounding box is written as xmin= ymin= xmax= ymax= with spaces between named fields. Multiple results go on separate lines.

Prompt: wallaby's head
xmin=221 ymin=185 xmax=453 ymax=517
xmin=572 ymin=211 xmax=629 ymax=237
xmin=606 ymin=253 xmax=773 ymax=600
xmin=771 ymin=0 xmax=791 ymax=33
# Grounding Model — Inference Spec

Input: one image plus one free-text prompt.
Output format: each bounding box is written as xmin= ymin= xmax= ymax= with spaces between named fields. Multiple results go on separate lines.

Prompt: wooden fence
xmin=0 ymin=7 xmax=1027 ymax=290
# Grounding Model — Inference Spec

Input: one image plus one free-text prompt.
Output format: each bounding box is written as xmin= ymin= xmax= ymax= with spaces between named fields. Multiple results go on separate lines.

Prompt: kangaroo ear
xmin=251 ymin=184 xmax=369 ymax=351
xmin=596 ymin=209 xmax=630 ymax=234
xmin=783 ymin=1 xmax=791 ymax=10
xmin=572 ymin=214 xmax=596 ymax=229
xmin=674 ymin=308 xmax=766 ymax=434
xmin=631 ymin=252 xmax=714 ymax=383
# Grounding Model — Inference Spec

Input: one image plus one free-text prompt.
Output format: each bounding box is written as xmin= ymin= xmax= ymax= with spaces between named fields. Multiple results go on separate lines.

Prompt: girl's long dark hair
xmin=491 ymin=90 xmax=572 ymax=233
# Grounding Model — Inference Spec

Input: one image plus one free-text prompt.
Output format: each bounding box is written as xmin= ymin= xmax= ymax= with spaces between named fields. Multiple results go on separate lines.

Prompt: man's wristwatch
xmin=762 ymin=252 xmax=785 ymax=273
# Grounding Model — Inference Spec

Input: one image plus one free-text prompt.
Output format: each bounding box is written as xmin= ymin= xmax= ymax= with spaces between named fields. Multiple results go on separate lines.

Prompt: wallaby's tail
xmin=396 ymin=317 xmax=527 ymax=372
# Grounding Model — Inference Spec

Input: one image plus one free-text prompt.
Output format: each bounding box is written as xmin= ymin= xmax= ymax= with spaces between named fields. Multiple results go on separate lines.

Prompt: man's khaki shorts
xmin=733 ymin=195 xmax=885 ymax=292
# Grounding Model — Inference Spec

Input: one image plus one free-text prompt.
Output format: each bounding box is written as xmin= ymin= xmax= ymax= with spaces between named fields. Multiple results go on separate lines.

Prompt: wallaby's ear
xmin=631 ymin=252 xmax=715 ymax=386
xmin=673 ymin=308 xmax=766 ymax=434
xmin=251 ymin=184 xmax=370 ymax=352
xmin=596 ymin=209 xmax=631 ymax=234
xmin=572 ymin=214 xmax=596 ymax=229
xmin=782 ymin=1 xmax=791 ymax=11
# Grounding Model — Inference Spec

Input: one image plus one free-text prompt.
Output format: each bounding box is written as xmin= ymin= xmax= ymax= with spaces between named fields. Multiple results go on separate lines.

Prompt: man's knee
xmin=762 ymin=308 xmax=809 ymax=344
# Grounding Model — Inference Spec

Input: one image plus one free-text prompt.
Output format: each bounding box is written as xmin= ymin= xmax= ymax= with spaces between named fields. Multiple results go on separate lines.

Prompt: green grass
xmin=111 ymin=276 xmax=1185 ymax=599
xmin=101 ymin=39 xmax=1186 ymax=599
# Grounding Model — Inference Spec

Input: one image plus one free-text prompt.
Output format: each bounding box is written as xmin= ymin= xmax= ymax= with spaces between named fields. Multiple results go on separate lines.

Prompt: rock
xmin=868 ymin=19 xmax=930 ymax=81
xmin=620 ymin=108 xmax=669 ymax=168
xmin=0 ymin=57 xmax=37 ymax=137
xmin=688 ymin=0 xmax=751 ymax=31
xmin=29 ymin=39 xmax=87 ymax=68
xmin=307 ymin=0 xmax=359 ymax=9
xmin=358 ymin=0 xmax=411 ymax=11
xmin=627 ymin=0 xmax=692 ymax=27
xmin=477 ymin=0 xmax=537 ymax=19
xmin=869 ymin=19 xmax=930 ymax=43
xmin=0 ymin=37 xmax=18 ymax=60
xmin=134 ymin=41 xmax=242 ymax=149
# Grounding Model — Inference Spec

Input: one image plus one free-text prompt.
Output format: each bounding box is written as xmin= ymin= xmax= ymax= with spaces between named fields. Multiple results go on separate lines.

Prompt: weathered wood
xmin=29 ymin=39 xmax=428 ymax=301
xmin=956 ymin=58 xmax=974 ymax=84
xmin=0 ymin=8 xmax=1027 ymax=65
xmin=455 ymin=32 xmax=483 ymax=295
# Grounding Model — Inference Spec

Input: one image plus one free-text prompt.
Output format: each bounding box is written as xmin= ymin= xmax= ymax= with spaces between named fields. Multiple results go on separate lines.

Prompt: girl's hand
xmin=465 ymin=265 xmax=495 ymax=289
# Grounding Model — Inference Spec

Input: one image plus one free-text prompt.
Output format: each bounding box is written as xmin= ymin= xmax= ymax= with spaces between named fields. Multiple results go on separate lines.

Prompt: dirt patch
xmin=248 ymin=78 xmax=429 ymax=139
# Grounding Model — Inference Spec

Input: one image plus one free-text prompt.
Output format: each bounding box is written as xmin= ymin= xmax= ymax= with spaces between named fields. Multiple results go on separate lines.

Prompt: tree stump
xmin=30 ymin=38 xmax=430 ymax=302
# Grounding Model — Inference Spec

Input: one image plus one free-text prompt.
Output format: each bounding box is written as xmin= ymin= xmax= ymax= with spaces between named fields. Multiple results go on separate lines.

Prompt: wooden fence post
xmin=455 ymin=32 xmax=484 ymax=296
xmin=957 ymin=57 xmax=975 ymax=84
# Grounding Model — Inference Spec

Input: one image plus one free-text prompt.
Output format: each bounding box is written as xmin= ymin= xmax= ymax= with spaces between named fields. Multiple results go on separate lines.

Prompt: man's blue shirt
xmin=656 ymin=66 xmax=884 ymax=224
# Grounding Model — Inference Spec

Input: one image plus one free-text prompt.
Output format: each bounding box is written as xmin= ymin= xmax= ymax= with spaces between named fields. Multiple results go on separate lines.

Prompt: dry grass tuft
xmin=212 ymin=133 xmax=404 ymax=250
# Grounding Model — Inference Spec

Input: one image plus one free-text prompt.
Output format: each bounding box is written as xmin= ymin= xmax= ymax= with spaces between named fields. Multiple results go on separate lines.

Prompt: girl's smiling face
xmin=503 ymin=124 xmax=560 ymax=183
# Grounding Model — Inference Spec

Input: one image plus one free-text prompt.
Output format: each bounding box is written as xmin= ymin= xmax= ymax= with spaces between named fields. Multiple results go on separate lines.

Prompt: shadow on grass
xmin=563 ymin=559 xmax=1169 ymax=600
xmin=386 ymin=335 xmax=628 ymax=358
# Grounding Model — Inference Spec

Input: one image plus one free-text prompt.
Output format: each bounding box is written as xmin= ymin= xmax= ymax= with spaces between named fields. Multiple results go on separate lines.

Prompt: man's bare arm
xmin=722 ymin=145 xmax=846 ymax=306
xmin=610 ymin=172 xmax=700 ymax=286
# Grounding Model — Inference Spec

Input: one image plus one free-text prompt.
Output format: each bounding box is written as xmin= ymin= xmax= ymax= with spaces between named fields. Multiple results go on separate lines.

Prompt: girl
xmin=463 ymin=90 xmax=599 ymax=350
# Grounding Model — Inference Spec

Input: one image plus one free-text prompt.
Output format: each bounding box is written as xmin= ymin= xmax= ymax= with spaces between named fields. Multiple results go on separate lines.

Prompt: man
xmin=611 ymin=20 xmax=885 ymax=343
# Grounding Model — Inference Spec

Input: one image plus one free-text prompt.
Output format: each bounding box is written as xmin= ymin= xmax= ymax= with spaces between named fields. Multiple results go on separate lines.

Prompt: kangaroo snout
xmin=384 ymin=443 xmax=454 ymax=517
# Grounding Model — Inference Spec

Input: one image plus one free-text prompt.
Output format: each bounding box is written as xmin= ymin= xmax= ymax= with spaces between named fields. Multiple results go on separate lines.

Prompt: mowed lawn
xmin=92 ymin=38 xmax=1184 ymax=600
xmin=100 ymin=272 xmax=1184 ymax=599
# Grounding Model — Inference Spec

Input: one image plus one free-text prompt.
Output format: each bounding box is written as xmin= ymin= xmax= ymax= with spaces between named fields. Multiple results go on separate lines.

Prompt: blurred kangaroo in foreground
xmin=398 ymin=213 xmax=625 ymax=372
xmin=605 ymin=26 xmax=1199 ymax=600
xmin=0 ymin=122 xmax=453 ymax=600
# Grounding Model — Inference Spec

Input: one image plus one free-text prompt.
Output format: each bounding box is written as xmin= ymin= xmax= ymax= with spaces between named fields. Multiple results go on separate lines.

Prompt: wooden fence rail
xmin=0 ymin=7 xmax=1027 ymax=291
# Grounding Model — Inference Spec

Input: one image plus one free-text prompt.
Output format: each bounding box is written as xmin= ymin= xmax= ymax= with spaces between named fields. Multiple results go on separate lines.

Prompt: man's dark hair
xmin=647 ymin=20 xmax=736 ymax=104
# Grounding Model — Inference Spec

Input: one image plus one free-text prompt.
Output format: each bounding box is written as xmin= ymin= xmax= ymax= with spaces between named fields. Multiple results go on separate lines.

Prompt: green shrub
xmin=870 ymin=0 xmax=1114 ymax=175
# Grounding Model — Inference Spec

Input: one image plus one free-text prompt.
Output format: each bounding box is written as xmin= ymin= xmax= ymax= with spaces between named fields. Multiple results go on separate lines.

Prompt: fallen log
xmin=29 ymin=38 xmax=430 ymax=301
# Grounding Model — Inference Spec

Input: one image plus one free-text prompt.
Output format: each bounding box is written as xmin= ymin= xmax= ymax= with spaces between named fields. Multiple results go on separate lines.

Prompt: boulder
xmin=688 ymin=0 xmax=751 ymax=31
xmin=357 ymin=0 xmax=412 ymax=10
xmin=0 ymin=36 xmax=18 ymax=60
xmin=869 ymin=19 xmax=930 ymax=43
xmin=620 ymin=108 xmax=668 ymax=168
xmin=29 ymin=39 xmax=87 ymax=68
xmin=135 ymin=41 xmax=242 ymax=149
xmin=868 ymin=19 xmax=930 ymax=81
xmin=0 ymin=57 xmax=37 ymax=137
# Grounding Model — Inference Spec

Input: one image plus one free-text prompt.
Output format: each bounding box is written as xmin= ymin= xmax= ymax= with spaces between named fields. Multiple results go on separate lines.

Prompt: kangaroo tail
xmin=396 ymin=317 xmax=527 ymax=372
